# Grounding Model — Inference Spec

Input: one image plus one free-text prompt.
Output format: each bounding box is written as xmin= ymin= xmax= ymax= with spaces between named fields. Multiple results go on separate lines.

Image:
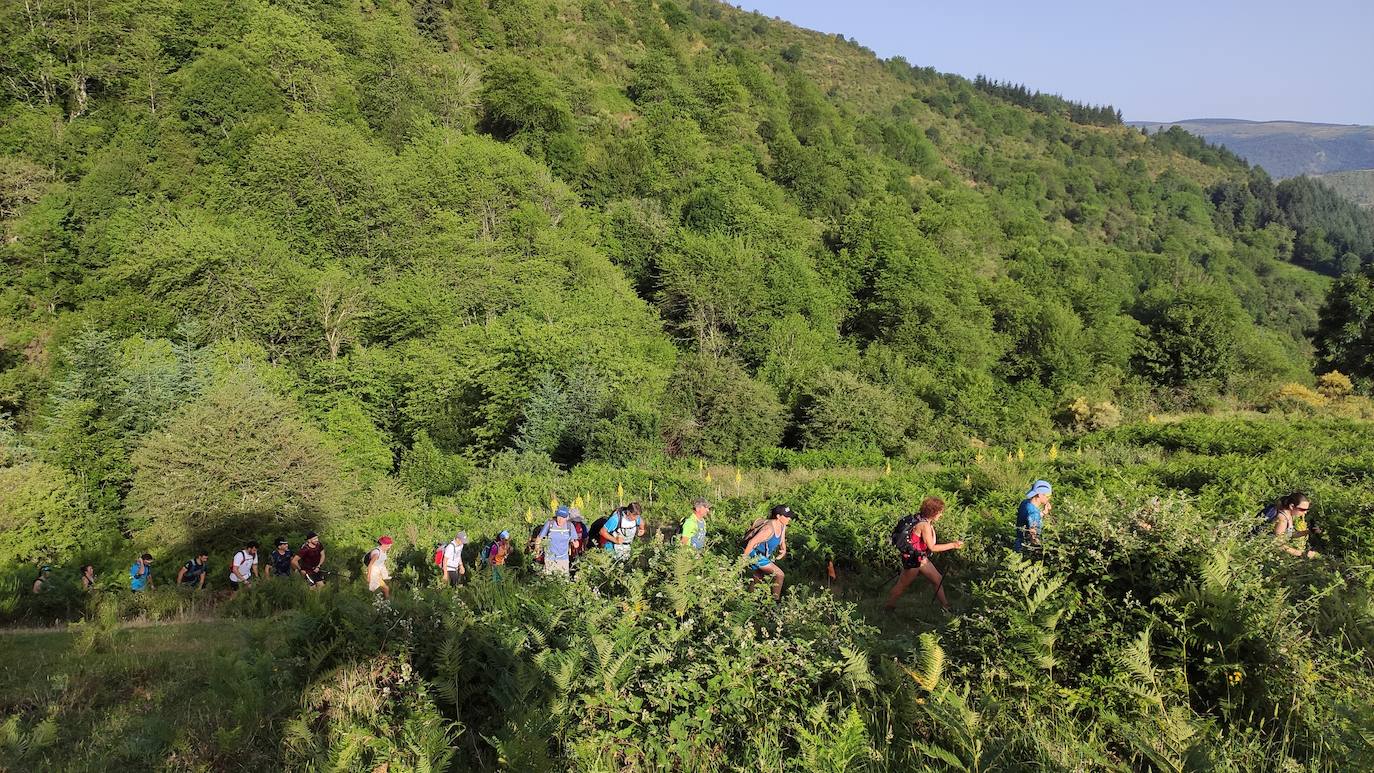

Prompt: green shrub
xmin=662 ymin=353 xmax=787 ymax=461
xmin=127 ymin=369 xmax=343 ymax=547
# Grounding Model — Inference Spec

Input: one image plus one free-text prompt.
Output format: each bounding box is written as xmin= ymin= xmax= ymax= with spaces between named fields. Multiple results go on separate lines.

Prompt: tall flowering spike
xmin=1049 ymin=443 xmax=1059 ymax=461
xmin=525 ymin=507 xmax=533 ymax=524
xmin=884 ymin=459 xmax=892 ymax=476
xmin=963 ymin=474 xmax=971 ymax=487
xmin=573 ymin=495 xmax=584 ymax=511
xmin=617 ymin=482 xmax=624 ymax=505
xmin=1148 ymin=413 xmax=1157 ymax=424
xmin=647 ymin=481 xmax=654 ymax=501
xmin=1016 ymin=447 xmax=1025 ymax=462
xmin=974 ymin=452 xmax=984 ymax=464
xmin=735 ymin=469 xmax=742 ymax=486
xmin=550 ymin=496 xmax=559 ymax=513
xmin=698 ymin=458 xmax=704 ymax=471
xmin=705 ymin=470 xmax=713 ymax=483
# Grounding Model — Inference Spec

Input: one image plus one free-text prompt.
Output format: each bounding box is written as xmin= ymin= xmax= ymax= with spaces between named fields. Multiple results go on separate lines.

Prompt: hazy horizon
xmin=740 ymin=0 xmax=1374 ymax=125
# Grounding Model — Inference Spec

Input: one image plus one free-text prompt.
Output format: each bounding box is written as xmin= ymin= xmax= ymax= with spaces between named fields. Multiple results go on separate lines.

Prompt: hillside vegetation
xmin=5 ymin=416 xmax=1374 ymax=771
xmin=2 ymin=0 xmax=1372 ymax=540
xmin=1131 ymin=119 xmax=1374 ymax=178
xmin=1315 ymin=169 xmax=1374 ymax=210
xmin=4 ymin=1 xmax=1374 ymax=769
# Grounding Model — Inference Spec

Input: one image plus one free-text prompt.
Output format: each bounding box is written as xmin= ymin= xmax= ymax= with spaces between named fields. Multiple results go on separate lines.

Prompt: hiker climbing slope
xmin=884 ymin=497 xmax=963 ymax=612
xmin=539 ymin=507 xmax=579 ymax=578
xmin=681 ymin=498 xmax=710 ymax=550
xmin=1257 ymin=492 xmax=1321 ymax=558
xmin=743 ymin=505 xmax=793 ymax=600
xmin=601 ymin=502 xmax=645 ymax=562
xmin=1015 ymin=480 xmax=1052 ymax=554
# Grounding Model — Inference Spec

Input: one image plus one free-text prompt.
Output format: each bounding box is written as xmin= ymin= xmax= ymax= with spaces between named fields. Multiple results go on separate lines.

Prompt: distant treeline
xmin=973 ymin=75 xmax=1122 ymax=126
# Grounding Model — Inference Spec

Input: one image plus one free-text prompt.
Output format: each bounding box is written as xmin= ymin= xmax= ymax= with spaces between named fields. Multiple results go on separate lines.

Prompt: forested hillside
xmin=7 ymin=2 xmax=1374 ymax=771
xmin=1131 ymin=119 xmax=1374 ymax=178
xmin=3 ymin=0 xmax=1368 ymax=500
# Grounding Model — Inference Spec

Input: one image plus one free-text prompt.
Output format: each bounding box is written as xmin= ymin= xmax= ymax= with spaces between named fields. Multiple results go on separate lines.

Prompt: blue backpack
xmin=1251 ymin=503 xmax=1280 ymax=536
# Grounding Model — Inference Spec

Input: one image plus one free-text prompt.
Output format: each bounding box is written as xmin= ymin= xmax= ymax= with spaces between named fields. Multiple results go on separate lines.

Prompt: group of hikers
xmin=52 ymin=532 xmax=330 ymax=595
xmin=36 ymin=481 xmax=1321 ymax=609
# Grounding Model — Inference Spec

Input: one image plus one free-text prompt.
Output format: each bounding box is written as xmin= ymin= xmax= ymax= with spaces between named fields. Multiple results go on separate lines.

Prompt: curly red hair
xmin=920 ymin=497 xmax=945 ymax=520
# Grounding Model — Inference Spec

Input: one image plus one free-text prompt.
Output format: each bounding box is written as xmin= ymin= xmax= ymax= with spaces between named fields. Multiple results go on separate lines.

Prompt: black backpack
xmin=588 ymin=514 xmax=611 ymax=549
xmin=890 ymin=514 xmax=922 ymax=558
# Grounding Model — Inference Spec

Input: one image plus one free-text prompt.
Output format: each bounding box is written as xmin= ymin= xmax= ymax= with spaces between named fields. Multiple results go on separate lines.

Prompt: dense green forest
xmin=4 ymin=0 xmax=1374 ymax=770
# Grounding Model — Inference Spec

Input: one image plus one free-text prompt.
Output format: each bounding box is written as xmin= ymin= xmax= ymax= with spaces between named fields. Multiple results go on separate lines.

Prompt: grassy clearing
xmin=0 ymin=619 xmax=279 ymax=772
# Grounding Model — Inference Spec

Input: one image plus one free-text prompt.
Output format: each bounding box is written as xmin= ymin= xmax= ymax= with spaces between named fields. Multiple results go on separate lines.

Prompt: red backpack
xmin=433 ymin=544 xmax=445 ymax=568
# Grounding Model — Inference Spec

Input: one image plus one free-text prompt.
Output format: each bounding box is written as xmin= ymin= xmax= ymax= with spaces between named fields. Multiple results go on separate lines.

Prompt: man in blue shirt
xmin=130 ymin=553 xmax=155 ymax=591
xmin=538 ymin=506 xmax=579 ymax=578
xmin=1015 ymin=480 xmax=1052 ymax=554
xmin=601 ymin=502 xmax=646 ymax=561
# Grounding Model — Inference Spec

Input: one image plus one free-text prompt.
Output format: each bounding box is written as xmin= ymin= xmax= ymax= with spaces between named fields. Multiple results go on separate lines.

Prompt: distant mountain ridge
xmin=1128 ymin=119 xmax=1374 ymax=178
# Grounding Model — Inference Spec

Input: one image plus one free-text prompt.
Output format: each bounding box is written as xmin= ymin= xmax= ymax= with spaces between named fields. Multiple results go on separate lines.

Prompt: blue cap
xmin=1025 ymin=480 xmax=1052 ymax=499
xmin=498 ymin=530 xmax=510 ymax=539
xmin=555 ymin=505 xmax=570 ymax=518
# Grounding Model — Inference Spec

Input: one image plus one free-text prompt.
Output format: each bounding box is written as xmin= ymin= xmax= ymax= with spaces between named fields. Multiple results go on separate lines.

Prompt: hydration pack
xmin=890 ymin=514 xmax=927 ymax=558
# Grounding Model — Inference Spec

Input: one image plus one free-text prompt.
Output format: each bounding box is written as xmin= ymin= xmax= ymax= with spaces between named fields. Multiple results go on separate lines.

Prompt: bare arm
xmin=176 ymin=566 xmax=187 ymax=584
xmin=1274 ymin=515 xmax=1306 ymax=557
xmin=923 ymin=522 xmax=964 ymax=552
xmin=742 ymin=525 xmax=772 ymax=557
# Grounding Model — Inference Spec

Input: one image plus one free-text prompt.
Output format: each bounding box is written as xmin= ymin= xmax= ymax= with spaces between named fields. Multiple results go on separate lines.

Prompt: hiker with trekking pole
xmin=883 ymin=496 xmax=962 ymax=613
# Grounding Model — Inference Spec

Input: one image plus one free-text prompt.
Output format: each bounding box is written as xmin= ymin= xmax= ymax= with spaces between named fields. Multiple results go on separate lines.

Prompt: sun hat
xmin=1025 ymin=480 xmax=1053 ymax=499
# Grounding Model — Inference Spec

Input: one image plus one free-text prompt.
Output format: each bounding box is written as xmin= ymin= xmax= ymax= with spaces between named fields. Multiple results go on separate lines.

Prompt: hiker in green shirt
xmin=680 ymin=498 xmax=710 ymax=550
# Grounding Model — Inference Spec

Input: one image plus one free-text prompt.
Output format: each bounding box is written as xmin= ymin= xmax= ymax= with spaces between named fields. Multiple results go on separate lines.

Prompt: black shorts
xmin=901 ymin=552 xmax=929 ymax=570
xmin=302 ymin=570 xmax=325 ymax=585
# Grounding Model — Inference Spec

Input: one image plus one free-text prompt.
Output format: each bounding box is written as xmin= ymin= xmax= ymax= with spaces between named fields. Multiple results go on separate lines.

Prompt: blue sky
xmin=738 ymin=0 xmax=1374 ymax=124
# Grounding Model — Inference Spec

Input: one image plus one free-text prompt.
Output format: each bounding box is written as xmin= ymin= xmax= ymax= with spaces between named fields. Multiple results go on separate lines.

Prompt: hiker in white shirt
xmin=230 ymin=541 xmax=260 ymax=590
xmin=442 ymin=531 xmax=468 ymax=587
xmin=366 ymin=536 xmax=394 ymax=599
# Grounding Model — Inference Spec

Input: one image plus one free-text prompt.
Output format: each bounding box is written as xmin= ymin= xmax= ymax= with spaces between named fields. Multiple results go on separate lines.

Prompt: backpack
xmin=1251 ymin=503 xmax=1281 ymax=536
xmin=477 ymin=542 xmax=494 ymax=568
xmin=529 ymin=523 xmax=547 ymax=564
xmin=362 ymin=548 xmax=377 ymax=570
xmin=890 ymin=514 xmax=926 ymax=558
xmin=588 ymin=514 xmax=611 ymax=549
xmin=741 ymin=517 xmax=771 ymax=550
xmin=433 ymin=543 xmax=449 ymax=569
xmin=570 ymin=521 xmax=589 ymax=558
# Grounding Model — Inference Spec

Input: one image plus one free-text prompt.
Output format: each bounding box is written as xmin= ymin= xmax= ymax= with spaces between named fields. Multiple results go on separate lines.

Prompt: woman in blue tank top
xmin=743 ymin=504 xmax=793 ymax=600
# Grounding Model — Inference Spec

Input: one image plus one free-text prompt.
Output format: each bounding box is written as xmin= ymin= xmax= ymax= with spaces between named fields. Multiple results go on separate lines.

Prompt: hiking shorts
xmin=445 ymin=569 xmax=464 ymax=587
xmin=302 ymin=570 xmax=325 ymax=585
xmin=900 ymin=551 xmax=929 ymax=570
xmin=545 ymin=558 xmax=570 ymax=577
